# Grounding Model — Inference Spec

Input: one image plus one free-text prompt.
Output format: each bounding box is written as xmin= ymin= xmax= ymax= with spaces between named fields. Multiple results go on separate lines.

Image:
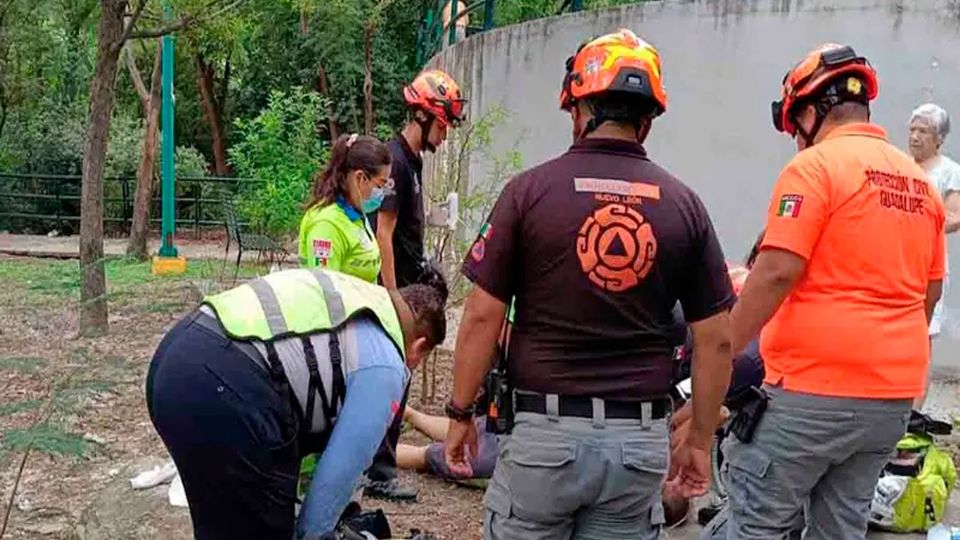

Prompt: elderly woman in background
xmin=908 ymin=103 xmax=960 ymax=406
xmin=910 ymin=104 xmax=960 ymax=234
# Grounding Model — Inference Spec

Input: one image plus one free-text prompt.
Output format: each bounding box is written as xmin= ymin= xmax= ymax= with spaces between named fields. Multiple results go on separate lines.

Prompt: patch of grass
xmin=0 ymin=399 xmax=42 ymax=417
xmin=72 ymin=379 xmax=116 ymax=393
xmin=103 ymin=355 xmax=133 ymax=370
xmin=0 ymin=356 xmax=48 ymax=374
xmin=1 ymin=424 xmax=88 ymax=459
xmin=142 ymin=300 xmax=187 ymax=314
xmin=0 ymin=256 xmax=261 ymax=303
xmin=52 ymin=379 xmax=117 ymax=412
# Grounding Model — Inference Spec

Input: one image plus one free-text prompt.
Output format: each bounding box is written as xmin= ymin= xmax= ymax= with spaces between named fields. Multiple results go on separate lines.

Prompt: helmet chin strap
xmin=416 ymin=112 xmax=436 ymax=153
xmin=792 ymin=101 xmax=831 ymax=148
xmin=577 ymin=107 xmax=643 ymax=142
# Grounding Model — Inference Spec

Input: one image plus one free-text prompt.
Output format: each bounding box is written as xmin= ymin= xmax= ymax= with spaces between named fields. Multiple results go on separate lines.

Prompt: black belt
xmin=514 ymin=393 xmax=670 ymax=420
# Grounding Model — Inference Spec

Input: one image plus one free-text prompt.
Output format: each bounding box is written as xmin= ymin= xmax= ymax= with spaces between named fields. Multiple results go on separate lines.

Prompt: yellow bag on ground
xmin=869 ymin=433 xmax=957 ymax=532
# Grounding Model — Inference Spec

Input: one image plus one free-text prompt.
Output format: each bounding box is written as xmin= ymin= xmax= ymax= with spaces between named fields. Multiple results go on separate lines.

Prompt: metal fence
xmin=0 ymin=172 xmax=260 ymax=237
xmin=416 ymin=0 xmax=586 ymax=64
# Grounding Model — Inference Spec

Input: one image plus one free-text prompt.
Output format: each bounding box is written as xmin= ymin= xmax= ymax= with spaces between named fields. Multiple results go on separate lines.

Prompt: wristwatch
xmin=444 ymin=399 xmax=475 ymax=422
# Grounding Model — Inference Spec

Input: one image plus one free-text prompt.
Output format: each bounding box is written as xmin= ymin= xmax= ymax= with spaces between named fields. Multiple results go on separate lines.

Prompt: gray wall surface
xmin=427 ymin=0 xmax=960 ymax=366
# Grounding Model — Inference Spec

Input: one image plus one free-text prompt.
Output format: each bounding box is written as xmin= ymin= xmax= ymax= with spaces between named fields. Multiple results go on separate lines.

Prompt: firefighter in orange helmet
xmin=729 ymin=43 xmax=944 ymax=539
xmin=403 ymin=69 xmax=466 ymax=153
xmin=445 ymin=29 xmax=735 ymax=539
xmin=363 ymin=68 xmax=466 ymax=502
xmin=559 ymin=28 xmax=667 ymax=141
xmin=771 ymin=43 xmax=879 ymax=148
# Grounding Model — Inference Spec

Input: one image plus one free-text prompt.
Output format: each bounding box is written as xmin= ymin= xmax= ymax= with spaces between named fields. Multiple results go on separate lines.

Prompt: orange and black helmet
xmin=772 ymin=44 xmax=878 ymax=136
xmin=403 ymin=69 xmax=467 ymax=128
xmin=559 ymin=29 xmax=667 ymax=116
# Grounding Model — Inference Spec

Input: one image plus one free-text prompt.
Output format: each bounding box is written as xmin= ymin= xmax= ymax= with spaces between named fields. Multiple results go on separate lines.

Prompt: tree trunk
xmin=315 ymin=61 xmax=340 ymax=140
xmin=126 ymin=44 xmax=162 ymax=260
xmin=196 ymin=52 xmax=230 ymax=176
xmin=363 ymin=24 xmax=374 ymax=135
xmin=80 ymin=0 xmax=127 ymax=336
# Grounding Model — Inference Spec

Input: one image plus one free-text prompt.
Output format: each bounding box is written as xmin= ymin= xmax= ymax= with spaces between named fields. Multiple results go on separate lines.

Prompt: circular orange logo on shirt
xmin=576 ymin=204 xmax=657 ymax=292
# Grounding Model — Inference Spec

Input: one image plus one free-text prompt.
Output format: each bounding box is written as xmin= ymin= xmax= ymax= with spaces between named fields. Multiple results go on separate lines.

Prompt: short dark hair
xmin=399 ymin=283 xmax=447 ymax=347
xmin=307 ymin=134 xmax=391 ymax=209
xmin=583 ymin=91 xmax=658 ymax=129
xmin=825 ymin=100 xmax=869 ymax=123
xmin=416 ymin=259 xmax=449 ymax=305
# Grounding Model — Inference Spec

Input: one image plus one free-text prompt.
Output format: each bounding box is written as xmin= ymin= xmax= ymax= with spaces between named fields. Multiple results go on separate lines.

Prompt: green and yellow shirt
xmin=298 ymin=196 xmax=381 ymax=283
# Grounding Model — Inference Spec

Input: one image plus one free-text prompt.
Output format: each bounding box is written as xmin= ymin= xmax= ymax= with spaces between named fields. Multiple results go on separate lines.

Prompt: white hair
xmin=910 ymin=103 xmax=951 ymax=140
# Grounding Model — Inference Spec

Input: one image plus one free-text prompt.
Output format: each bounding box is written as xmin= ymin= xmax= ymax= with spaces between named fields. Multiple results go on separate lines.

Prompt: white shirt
xmin=922 ymin=154 xmax=960 ymax=335
xmin=924 ymin=154 xmax=960 ymax=199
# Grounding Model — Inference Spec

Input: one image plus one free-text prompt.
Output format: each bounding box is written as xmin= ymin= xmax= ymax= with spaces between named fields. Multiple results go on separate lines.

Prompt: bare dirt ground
xmin=2 ymin=253 xmax=960 ymax=540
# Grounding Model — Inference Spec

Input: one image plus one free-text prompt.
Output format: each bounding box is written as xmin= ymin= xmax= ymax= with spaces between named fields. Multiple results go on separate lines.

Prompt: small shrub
xmin=229 ymin=88 xmax=330 ymax=239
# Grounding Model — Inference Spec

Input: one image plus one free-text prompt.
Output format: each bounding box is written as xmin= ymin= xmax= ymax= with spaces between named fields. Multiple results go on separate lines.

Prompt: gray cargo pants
xmin=483 ymin=406 xmax=668 ymax=540
xmin=723 ymin=385 xmax=911 ymax=540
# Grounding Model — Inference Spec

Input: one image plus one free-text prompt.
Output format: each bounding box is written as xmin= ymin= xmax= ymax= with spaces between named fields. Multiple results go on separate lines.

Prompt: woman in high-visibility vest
xmin=298 ymin=133 xmax=418 ymax=500
xmin=298 ymin=133 xmax=391 ymax=283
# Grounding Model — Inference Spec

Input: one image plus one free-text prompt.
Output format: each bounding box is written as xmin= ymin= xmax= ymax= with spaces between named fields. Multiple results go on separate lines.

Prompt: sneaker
xmin=362 ymin=478 xmax=418 ymax=502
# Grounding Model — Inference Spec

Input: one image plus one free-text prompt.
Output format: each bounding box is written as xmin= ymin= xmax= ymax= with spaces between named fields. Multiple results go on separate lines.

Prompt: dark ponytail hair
xmin=307 ymin=134 xmax=392 ymax=210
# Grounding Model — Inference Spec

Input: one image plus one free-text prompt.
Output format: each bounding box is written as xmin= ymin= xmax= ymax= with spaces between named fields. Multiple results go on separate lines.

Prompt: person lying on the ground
xmin=146 ymin=268 xmax=446 ymax=540
xmin=397 ymin=406 xmax=498 ymax=484
xmin=396 ymin=404 xmax=720 ymax=527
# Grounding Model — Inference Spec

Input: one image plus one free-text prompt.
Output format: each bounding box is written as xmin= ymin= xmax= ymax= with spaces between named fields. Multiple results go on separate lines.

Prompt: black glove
xmin=340 ymin=509 xmax=391 ymax=539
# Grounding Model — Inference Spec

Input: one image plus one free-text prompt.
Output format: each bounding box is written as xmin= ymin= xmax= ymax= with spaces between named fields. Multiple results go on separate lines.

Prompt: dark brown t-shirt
xmin=462 ymin=138 xmax=734 ymax=400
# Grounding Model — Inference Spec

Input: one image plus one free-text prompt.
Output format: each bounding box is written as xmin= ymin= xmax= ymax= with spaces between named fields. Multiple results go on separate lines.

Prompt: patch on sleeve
xmin=479 ymin=222 xmax=494 ymax=241
xmin=469 ymin=222 xmax=493 ymax=262
xmin=776 ymin=194 xmax=804 ymax=218
xmin=312 ymin=238 xmax=333 ymax=266
xmin=470 ymin=239 xmax=486 ymax=261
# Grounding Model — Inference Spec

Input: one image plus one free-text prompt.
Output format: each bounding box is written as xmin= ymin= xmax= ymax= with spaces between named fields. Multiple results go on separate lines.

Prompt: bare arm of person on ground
xmin=444 ymin=286 xmax=506 ymax=477
xmin=669 ymin=311 xmax=733 ymax=498
xmin=376 ymin=210 xmax=399 ymax=290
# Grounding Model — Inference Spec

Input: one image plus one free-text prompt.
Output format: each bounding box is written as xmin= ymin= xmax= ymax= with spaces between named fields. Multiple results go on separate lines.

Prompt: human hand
xmin=670 ymin=401 xmax=729 ymax=432
xmin=444 ymin=418 xmax=478 ymax=478
xmin=670 ymin=405 xmax=729 ymax=453
xmin=667 ymin=431 xmax=713 ymax=498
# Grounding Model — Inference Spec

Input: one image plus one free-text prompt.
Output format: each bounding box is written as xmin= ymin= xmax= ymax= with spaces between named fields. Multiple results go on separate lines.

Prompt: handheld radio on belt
xmin=485 ymin=319 xmax=514 ymax=435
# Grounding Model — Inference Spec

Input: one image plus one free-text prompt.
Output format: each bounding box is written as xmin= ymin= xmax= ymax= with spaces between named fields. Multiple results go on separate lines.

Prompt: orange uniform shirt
xmin=760 ymin=123 xmax=946 ymax=399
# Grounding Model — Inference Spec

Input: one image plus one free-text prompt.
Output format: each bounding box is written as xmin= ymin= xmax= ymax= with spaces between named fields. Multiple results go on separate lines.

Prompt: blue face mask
xmin=362 ymin=186 xmax=385 ymax=213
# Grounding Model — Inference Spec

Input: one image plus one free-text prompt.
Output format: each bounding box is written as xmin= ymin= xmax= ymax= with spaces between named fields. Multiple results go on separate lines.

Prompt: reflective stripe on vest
xmin=203 ymin=268 xmax=405 ymax=359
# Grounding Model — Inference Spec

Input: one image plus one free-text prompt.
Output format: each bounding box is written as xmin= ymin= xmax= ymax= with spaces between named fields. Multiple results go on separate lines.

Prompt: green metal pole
xmin=483 ymin=0 xmax=494 ymax=30
xmin=158 ymin=0 xmax=178 ymax=257
xmin=448 ymin=0 xmax=458 ymax=46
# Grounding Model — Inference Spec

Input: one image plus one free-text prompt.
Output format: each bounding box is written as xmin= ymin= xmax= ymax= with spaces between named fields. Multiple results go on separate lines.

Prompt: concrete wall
xmin=427 ymin=0 xmax=960 ymax=365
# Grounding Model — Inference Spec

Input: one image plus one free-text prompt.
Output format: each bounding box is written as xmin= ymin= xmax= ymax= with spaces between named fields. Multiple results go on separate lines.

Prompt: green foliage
xmin=0 ymin=400 xmax=42 ymax=417
xmin=493 ymin=0 xmax=641 ymax=26
xmin=175 ymin=145 xmax=211 ymax=178
xmin=0 ymin=357 xmax=48 ymax=374
xmin=425 ymin=106 xmax=525 ymax=304
xmin=230 ymin=87 xmax=329 ymax=238
xmin=0 ymin=256 xmax=256 ymax=306
xmin=1 ymin=424 xmax=88 ymax=459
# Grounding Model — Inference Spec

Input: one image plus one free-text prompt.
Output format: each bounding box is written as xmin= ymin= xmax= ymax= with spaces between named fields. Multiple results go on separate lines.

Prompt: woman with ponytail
xmin=298 ymin=133 xmax=392 ymax=283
